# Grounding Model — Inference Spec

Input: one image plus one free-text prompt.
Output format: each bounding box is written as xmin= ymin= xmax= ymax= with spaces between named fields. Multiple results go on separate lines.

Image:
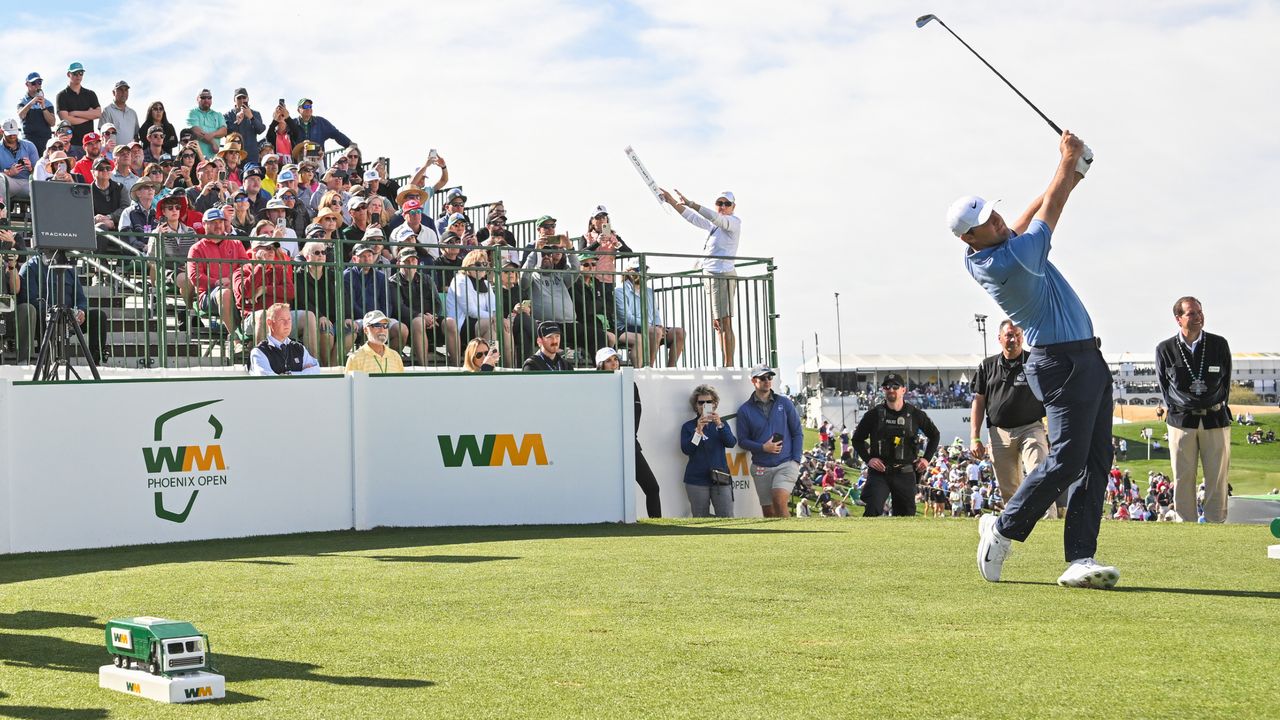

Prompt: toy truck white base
xmin=99 ymin=665 xmax=225 ymax=703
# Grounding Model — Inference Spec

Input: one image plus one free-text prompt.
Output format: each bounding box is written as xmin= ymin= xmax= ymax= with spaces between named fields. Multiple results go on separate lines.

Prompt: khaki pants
xmin=1167 ymin=424 xmax=1231 ymax=523
xmin=989 ymin=421 xmax=1049 ymax=505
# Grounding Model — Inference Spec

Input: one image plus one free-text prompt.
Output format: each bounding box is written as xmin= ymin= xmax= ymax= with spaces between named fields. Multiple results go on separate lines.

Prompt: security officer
xmin=969 ymin=320 xmax=1050 ymax=510
xmin=851 ymin=373 xmax=940 ymax=517
xmin=1155 ymin=296 xmax=1232 ymax=522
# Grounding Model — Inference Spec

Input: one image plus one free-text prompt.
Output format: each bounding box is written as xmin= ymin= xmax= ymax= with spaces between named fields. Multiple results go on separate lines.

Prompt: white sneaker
xmin=976 ymin=514 xmax=1011 ymax=582
xmin=1057 ymin=558 xmax=1121 ymax=589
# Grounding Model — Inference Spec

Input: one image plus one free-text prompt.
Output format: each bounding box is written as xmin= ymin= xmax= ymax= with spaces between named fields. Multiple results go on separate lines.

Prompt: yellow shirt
xmin=344 ymin=343 xmax=405 ymax=374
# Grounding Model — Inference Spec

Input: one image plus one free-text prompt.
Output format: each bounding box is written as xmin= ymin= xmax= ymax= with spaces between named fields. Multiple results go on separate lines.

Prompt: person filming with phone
xmin=680 ymin=384 xmax=737 ymax=518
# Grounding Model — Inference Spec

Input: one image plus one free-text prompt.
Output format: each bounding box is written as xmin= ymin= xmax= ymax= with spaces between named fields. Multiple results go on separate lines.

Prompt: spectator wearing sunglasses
xmin=294 ymin=98 xmax=351 ymax=152
xmin=344 ymin=310 xmax=404 ymax=375
xmin=1 ymin=119 xmax=39 ymax=199
xmin=520 ymin=233 xmax=581 ymax=356
xmin=390 ymin=199 xmax=441 ymax=260
xmin=224 ymin=88 xmax=265 ymax=166
xmin=294 ymin=241 xmax=350 ymax=366
xmin=434 ymin=188 xmax=467 ymax=236
xmin=389 ymin=245 xmax=448 ymax=366
xmin=55 ymin=62 xmax=101 ymax=147
xmin=659 ymin=188 xmax=741 ymax=367
xmin=186 ymin=89 xmax=227 ymax=159
xmin=462 ymin=337 xmax=501 ymax=373
xmin=99 ymin=80 xmax=139 ymax=147
xmin=110 ymin=141 xmax=140 ymax=194
xmin=139 ymin=101 xmax=178 ymax=154
xmin=17 ymin=72 xmax=56 ymax=154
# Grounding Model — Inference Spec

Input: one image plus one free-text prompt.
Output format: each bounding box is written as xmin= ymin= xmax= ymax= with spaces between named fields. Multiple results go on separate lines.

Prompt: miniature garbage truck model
xmin=105 ymin=617 xmax=213 ymax=676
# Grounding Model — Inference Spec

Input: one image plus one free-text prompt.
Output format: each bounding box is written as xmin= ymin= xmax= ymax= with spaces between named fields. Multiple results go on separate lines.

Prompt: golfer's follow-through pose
xmin=951 ymin=130 xmax=1120 ymax=590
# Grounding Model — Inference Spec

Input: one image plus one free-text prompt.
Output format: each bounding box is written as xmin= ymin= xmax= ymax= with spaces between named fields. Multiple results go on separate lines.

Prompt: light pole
xmin=835 ymin=292 xmax=846 ymax=429
xmin=974 ymin=313 xmax=988 ymax=356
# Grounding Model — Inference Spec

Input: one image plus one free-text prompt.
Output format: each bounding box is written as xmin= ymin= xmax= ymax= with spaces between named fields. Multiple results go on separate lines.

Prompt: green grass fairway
xmin=1 ymin=521 xmax=1277 ymax=719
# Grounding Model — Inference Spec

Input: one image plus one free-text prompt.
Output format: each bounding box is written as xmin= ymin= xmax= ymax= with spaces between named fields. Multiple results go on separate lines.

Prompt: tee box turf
xmin=99 ymin=665 xmax=225 ymax=703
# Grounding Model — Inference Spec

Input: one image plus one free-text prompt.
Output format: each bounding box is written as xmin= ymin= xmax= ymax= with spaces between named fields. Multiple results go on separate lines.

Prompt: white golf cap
xmin=1 ymin=119 xmax=19 ymax=136
xmin=363 ymin=168 xmax=380 ymax=182
xmin=717 ymin=191 xmax=735 ymax=204
xmin=594 ymin=347 xmax=620 ymax=366
xmin=947 ymin=195 xmax=1001 ymax=236
xmin=749 ymin=363 xmax=775 ymax=379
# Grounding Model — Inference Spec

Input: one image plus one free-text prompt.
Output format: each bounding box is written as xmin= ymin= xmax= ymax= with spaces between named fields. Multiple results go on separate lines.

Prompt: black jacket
xmin=1155 ymin=332 xmax=1232 ymax=429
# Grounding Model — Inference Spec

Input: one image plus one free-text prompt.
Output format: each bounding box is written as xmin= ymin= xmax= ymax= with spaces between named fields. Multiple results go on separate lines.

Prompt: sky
xmin=5 ymin=0 xmax=1276 ymax=377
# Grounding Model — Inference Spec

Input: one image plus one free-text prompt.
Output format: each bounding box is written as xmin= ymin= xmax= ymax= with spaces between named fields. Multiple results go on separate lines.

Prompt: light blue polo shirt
xmin=964 ymin=219 xmax=1093 ymax=347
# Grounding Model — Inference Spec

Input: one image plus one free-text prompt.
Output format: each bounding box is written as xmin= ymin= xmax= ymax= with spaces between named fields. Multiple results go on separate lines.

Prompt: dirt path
xmin=1116 ymin=404 xmax=1276 ymax=422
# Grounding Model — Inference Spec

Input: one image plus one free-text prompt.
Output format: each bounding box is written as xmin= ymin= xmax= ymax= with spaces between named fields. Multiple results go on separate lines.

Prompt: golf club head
xmin=915 ymin=14 xmax=937 ymax=28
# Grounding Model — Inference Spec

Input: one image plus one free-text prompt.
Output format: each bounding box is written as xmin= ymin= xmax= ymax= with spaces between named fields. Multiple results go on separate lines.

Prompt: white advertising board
xmin=633 ymin=370 xmax=766 ymax=519
xmin=0 ymin=381 xmax=9 ymax=554
xmin=5 ymin=377 xmax=352 ymax=553
xmin=353 ymin=371 xmax=634 ymax=529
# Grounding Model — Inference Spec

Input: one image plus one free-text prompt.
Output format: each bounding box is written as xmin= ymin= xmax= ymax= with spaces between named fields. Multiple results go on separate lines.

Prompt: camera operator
xmin=18 ymin=249 xmax=106 ymax=365
xmin=0 ymin=200 xmax=35 ymax=360
xmin=680 ymin=383 xmax=737 ymax=517
xmin=851 ymin=374 xmax=941 ymax=517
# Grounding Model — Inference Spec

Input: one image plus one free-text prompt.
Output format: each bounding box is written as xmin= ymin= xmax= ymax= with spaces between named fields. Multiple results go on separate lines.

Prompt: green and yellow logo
xmin=125 ymin=681 xmax=141 ymax=693
xmin=111 ymin=628 xmax=133 ymax=650
xmin=143 ymin=400 xmax=226 ymax=523
xmin=184 ymin=686 xmax=214 ymax=699
xmin=438 ymin=434 xmax=548 ymax=467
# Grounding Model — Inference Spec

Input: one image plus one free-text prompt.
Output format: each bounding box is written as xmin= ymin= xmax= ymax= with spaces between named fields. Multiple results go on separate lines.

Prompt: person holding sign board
xmin=659 ymin=188 xmax=740 ymax=367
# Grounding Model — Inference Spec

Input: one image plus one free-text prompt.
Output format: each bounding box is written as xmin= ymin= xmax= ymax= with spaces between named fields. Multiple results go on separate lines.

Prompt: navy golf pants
xmin=995 ymin=340 xmax=1113 ymax=562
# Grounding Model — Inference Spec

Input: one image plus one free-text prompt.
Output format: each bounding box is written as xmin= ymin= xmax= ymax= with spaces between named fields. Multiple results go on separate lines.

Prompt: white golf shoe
xmin=976 ymin=513 xmax=1011 ymax=582
xmin=1057 ymin=558 xmax=1120 ymax=589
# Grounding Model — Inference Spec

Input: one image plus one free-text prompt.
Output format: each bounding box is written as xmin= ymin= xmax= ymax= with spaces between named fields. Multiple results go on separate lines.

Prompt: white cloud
xmin=4 ymin=0 xmax=1275 ymax=378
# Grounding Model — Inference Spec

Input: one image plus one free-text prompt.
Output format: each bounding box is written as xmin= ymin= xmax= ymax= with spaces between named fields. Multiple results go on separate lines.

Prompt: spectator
xmin=144 ymin=190 xmax=199 ymax=307
xmin=428 ymin=232 xmax=465 ymax=289
xmin=99 ymin=80 xmax=139 ymax=145
xmin=580 ymin=205 xmax=632 ymax=285
xmin=188 ymin=219 xmax=250 ymax=335
xmin=18 ymin=251 xmax=106 ymax=364
xmin=389 ymin=199 xmax=440 ymax=258
xmin=736 ymin=364 xmax=803 ymax=518
xmin=497 ymin=260 xmax=535 ymax=363
xmin=273 ymin=184 xmax=309 ymax=243
xmin=1 ymin=119 xmax=39 ymax=199
xmin=434 ymin=187 xmax=467 ymax=235
xmin=248 ymin=302 xmax=321 ymax=376
xmin=311 ymin=171 xmax=349 ymax=216
xmin=479 ymin=210 xmax=520 ymax=266
xmin=138 ymin=100 xmax=178 ymax=153
xmin=55 ymin=62 xmax=102 ymax=148
xmin=89 ymin=158 xmax=126 ymax=231
xmin=16 ymin=71 xmax=56 ymax=154
xmin=228 ymin=190 xmax=257 ymax=237
xmin=680 ymin=383 xmax=737 ymax=518
xmin=116 ymin=179 xmax=159 ymax=250
xmin=33 ymin=135 xmax=69 ymax=181
xmin=172 ymin=143 xmax=200 ymax=187
xmin=614 ymin=263 xmax=684 ymax=368
xmin=462 ymin=337 xmax=501 ymax=372
xmin=595 ymin=346 xmax=663 ymax=517
xmin=344 ymin=310 xmax=404 ymax=375
xmin=294 ymin=241 xmax=349 ymax=366
xmin=343 ymin=242 xmax=409 ymax=351
xmin=187 ymin=159 xmax=228 ymax=215
xmin=361 ymin=167 xmax=390 ymax=208
xmin=224 ymin=88 xmax=265 ymax=166
xmin=241 ymin=165 xmax=270 ymax=219
xmin=215 ymin=141 xmax=246 ymax=185
xmin=141 ymin=124 xmax=170 ymax=164
xmin=260 ymin=198 xmax=299 ymax=257
xmin=341 ymin=195 xmax=375 ymax=245
xmin=259 ymin=153 xmax=281 ymax=196
xmin=572 ymin=252 xmax=618 ymax=360
xmin=294 ymin=98 xmax=351 ymax=152
xmin=44 ymin=151 xmax=76 ymax=184
xmin=266 ymin=99 xmax=300 ymax=160
xmin=71 ymin=132 xmax=107 ymax=183
xmin=389 ymin=245 xmax=449 ymax=366
xmin=660 ymin=188 xmax=741 ymax=367
xmin=110 ymin=141 xmax=140 ymax=194
xmin=522 ymin=321 xmax=572 ymax=371
xmin=520 ymin=234 xmax=580 ymax=356
xmin=186 ymin=89 xmax=226 ymax=159
xmin=445 ymin=249 xmax=513 ymax=366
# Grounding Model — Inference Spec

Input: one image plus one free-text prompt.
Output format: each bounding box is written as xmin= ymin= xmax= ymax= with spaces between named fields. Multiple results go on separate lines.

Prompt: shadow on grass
xmin=0 ymin=611 xmax=99 ymax=631
xmin=0 ymin=706 xmax=109 ymax=719
xmin=0 ymin=521 xmax=822 ymax=586
xmin=1004 ymin=580 xmax=1280 ymax=600
xmin=366 ymin=555 xmax=520 ymax=564
xmin=0 ymin=631 xmax=433 ymax=695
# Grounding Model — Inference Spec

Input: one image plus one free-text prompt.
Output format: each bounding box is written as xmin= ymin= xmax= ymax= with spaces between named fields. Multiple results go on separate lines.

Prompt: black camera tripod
xmin=31 ymin=256 xmax=101 ymax=381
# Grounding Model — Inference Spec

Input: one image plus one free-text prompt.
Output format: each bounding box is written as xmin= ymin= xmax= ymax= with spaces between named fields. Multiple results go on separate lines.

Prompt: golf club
xmin=915 ymin=13 xmax=1063 ymax=136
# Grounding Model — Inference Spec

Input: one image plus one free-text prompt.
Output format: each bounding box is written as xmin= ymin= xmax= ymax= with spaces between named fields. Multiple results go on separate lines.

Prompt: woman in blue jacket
xmin=680 ymin=384 xmax=737 ymax=517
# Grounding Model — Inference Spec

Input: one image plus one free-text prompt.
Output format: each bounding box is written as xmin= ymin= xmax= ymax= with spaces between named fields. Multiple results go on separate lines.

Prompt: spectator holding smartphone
xmin=680 ymin=384 xmax=737 ymax=517
xmin=17 ymin=72 xmax=56 ymax=154
xmin=736 ymin=364 xmax=802 ymax=517
xmin=462 ymin=337 xmax=501 ymax=372
xmin=1 ymin=119 xmax=39 ymax=199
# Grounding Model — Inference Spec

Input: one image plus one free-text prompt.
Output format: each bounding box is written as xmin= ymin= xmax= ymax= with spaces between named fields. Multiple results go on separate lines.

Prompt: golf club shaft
xmin=932 ymin=18 xmax=1063 ymax=136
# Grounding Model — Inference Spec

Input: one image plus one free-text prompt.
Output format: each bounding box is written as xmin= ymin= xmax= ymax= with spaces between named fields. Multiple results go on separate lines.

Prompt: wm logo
xmin=438 ymin=434 xmax=548 ymax=467
xmin=184 ymin=686 xmax=214 ymax=699
xmin=125 ymin=682 xmax=140 ymax=693
xmin=142 ymin=445 xmax=225 ymax=473
xmin=726 ymin=452 xmax=751 ymax=476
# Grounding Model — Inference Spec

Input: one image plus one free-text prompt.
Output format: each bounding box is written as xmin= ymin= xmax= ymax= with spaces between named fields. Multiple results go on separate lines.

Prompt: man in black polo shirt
xmin=55 ymin=62 xmax=101 ymax=148
xmin=1155 ymin=296 xmax=1232 ymax=523
xmin=522 ymin=322 xmax=573 ymax=372
xmin=970 ymin=320 xmax=1049 ymax=510
xmin=248 ymin=302 xmax=321 ymax=376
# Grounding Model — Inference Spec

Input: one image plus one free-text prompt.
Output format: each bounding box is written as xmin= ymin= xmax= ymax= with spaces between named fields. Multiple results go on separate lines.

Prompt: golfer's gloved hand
xmin=1075 ymin=144 xmax=1094 ymax=178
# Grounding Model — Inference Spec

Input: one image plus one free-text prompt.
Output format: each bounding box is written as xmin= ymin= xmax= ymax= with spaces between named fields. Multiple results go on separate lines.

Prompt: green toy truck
xmin=105 ymin=617 xmax=213 ymax=676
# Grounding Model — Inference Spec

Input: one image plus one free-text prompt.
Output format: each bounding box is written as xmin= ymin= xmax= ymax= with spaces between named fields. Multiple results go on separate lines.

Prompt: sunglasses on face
xmin=883 ymin=384 xmax=902 ymax=390
xmin=715 ymin=200 xmax=733 ymax=207
xmin=448 ymin=201 xmax=464 ymax=208
xmin=281 ymin=194 xmax=296 ymax=201
xmin=70 ymin=71 xmax=84 ymax=76
xmin=405 ymin=209 xmax=423 ymax=216
xmin=300 ymin=104 xmax=313 ymax=110
xmin=28 ymin=80 xmax=42 ymax=86
xmin=368 ymin=322 xmax=389 ymax=329
xmin=198 ymin=95 xmax=212 ymax=100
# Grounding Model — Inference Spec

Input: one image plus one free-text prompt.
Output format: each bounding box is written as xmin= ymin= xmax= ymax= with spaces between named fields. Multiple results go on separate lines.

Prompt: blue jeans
xmin=996 ymin=340 xmax=1113 ymax=562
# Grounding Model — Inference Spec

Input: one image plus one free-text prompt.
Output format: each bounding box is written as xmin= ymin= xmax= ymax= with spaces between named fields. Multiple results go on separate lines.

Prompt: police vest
xmin=255 ymin=339 xmax=306 ymax=375
xmin=872 ymin=406 xmax=917 ymax=464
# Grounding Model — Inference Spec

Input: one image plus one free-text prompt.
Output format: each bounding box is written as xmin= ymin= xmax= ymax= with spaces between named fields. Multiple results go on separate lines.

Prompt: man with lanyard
xmin=735 ymin=364 xmax=802 ymax=518
xmin=953 ymin=130 xmax=1120 ymax=590
xmin=1155 ymin=296 xmax=1232 ymax=523
xmin=969 ymin=320 xmax=1051 ymax=514
xmin=851 ymin=373 xmax=940 ymax=517
xmin=659 ymin=187 xmax=741 ymax=367
xmin=249 ymin=302 xmax=321 ymax=376
xmin=344 ymin=310 xmax=404 ymax=375
xmin=522 ymin=322 xmax=573 ymax=372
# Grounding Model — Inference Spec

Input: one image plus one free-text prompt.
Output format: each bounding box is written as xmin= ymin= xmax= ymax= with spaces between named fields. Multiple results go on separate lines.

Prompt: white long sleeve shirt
xmin=679 ymin=206 xmax=741 ymax=274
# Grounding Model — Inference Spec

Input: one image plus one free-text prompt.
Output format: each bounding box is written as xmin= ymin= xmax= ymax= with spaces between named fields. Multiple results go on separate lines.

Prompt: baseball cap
xmin=881 ymin=373 xmax=906 ymax=388
xmin=536 ymin=214 xmax=556 ymax=227
xmin=297 ymin=98 xmax=313 ymax=108
xmin=363 ymin=169 xmax=380 ymax=183
xmin=593 ymin=205 xmax=609 ymax=217
xmin=444 ymin=188 xmax=466 ymax=203
xmin=397 ymin=245 xmax=418 ymax=260
xmin=264 ymin=198 xmax=287 ymax=210
xmin=67 ymin=62 xmax=85 ymax=74
xmin=251 ymin=238 xmax=280 ymax=249
xmin=114 ymin=80 xmax=129 ymax=90
xmin=92 ymin=157 xmax=113 ymax=170
xmin=25 ymin=72 xmax=42 ymax=83
xmin=446 ymin=212 xmax=467 ymax=226
xmin=537 ymin=321 xmax=562 ymax=338
xmin=202 ymin=208 xmax=223 ymax=223
xmin=305 ymin=224 xmax=325 ymax=238
xmin=362 ymin=226 xmax=384 ymax=241
xmin=946 ymin=195 xmax=1000 ymax=237
xmin=401 ymin=199 xmax=423 ymax=213
xmin=146 ymin=125 xmax=165 ymax=136
xmin=99 ymin=122 xmax=117 ymax=134
xmin=233 ymin=87 xmax=248 ymax=99
xmin=243 ymin=165 xmax=264 ymax=179
xmin=197 ymin=88 xmax=212 ymax=99
xmin=717 ymin=191 xmax=736 ymax=204
xmin=595 ymin=347 xmax=620 ymax=366
xmin=352 ymin=243 xmax=375 ymax=255
xmin=362 ymin=310 xmax=390 ymax=326
xmin=749 ymin=363 xmax=776 ymax=379
xmin=82 ymin=132 xmax=102 ymax=144
xmin=261 ymin=153 xmax=279 ymax=165
xmin=1 ymin=119 xmax=18 ymax=136
xmin=487 ymin=210 xmax=507 ymax=224
xmin=347 ymin=196 xmax=369 ymax=211
xmin=277 ymin=169 xmax=296 ymax=182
